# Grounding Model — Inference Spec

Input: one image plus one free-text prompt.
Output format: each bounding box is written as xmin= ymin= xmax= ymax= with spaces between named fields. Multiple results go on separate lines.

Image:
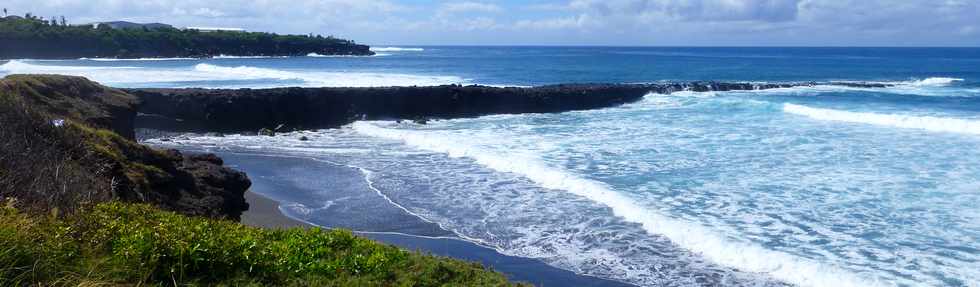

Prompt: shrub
xmin=0 ymin=202 xmax=522 ymax=286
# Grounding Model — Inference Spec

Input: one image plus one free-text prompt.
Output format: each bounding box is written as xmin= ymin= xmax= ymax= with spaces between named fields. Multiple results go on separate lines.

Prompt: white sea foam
xmin=351 ymin=121 xmax=882 ymax=287
xmin=80 ymin=57 xmax=197 ymax=61
xmin=783 ymin=103 xmax=980 ymax=135
xmin=0 ymin=60 xmax=466 ymax=88
xmin=1 ymin=60 xmax=135 ymax=71
xmin=902 ymin=77 xmax=964 ymax=87
xmin=305 ymin=52 xmax=390 ymax=57
xmin=370 ymin=47 xmax=425 ymax=52
xmin=192 ymin=63 xmax=465 ymax=87
xmin=703 ymin=77 xmax=974 ymax=98
xmin=213 ymin=55 xmax=286 ymax=59
xmin=193 ymin=63 xmax=299 ymax=80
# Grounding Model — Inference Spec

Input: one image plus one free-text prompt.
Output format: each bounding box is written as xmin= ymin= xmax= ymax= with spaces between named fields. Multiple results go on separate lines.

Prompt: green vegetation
xmin=0 ymin=201 xmax=520 ymax=286
xmin=0 ymin=13 xmax=373 ymax=59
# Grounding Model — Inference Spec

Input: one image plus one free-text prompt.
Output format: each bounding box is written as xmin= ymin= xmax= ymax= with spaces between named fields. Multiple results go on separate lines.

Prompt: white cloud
xmin=513 ymin=15 xmax=595 ymax=30
xmin=1 ymin=0 xmax=977 ymax=46
xmin=191 ymin=8 xmax=226 ymax=18
xmin=564 ymin=0 xmax=802 ymax=22
xmin=439 ymin=2 xmax=503 ymax=14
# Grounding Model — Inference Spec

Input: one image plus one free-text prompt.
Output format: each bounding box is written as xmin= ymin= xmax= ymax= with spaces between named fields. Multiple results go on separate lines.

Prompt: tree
xmin=3 ymin=8 xmax=7 ymax=17
xmin=0 ymin=14 xmax=372 ymax=58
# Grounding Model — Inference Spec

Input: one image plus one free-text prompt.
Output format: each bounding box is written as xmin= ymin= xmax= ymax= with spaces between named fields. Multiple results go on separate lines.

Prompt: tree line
xmin=0 ymin=13 xmax=373 ymax=59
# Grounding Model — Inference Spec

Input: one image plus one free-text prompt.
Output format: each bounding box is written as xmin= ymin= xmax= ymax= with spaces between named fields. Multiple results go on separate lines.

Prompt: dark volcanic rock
xmin=128 ymin=84 xmax=654 ymax=132
xmin=128 ymin=81 xmax=892 ymax=133
xmin=172 ymin=152 xmax=251 ymax=220
xmin=1 ymin=75 xmax=250 ymax=220
xmin=117 ymin=148 xmax=251 ymax=220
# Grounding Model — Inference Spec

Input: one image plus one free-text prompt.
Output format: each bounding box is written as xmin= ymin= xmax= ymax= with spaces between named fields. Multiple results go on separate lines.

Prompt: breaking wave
xmin=370 ymin=47 xmax=425 ymax=52
xmin=350 ymin=121 xmax=881 ymax=287
xmin=0 ymin=60 xmax=465 ymax=88
xmin=902 ymin=77 xmax=964 ymax=87
xmin=80 ymin=57 xmax=196 ymax=61
xmin=306 ymin=53 xmax=390 ymax=57
xmin=783 ymin=103 xmax=980 ymax=135
xmin=213 ymin=55 xmax=287 ymax=59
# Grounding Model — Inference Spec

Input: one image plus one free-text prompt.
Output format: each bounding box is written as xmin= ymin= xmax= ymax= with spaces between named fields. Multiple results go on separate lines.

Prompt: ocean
xmin=3 ymin=46 xmax=979 ymax=286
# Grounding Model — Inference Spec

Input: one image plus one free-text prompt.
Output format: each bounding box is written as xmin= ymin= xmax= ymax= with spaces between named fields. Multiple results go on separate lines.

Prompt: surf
xmin=783 ymin=103 xmax=980 ymax=135
xmin=350 ymin=121 xmax=882 ymax=287
xmin=370 ymin=47 xmax=425 ymax=52
xmin=0 ymin=60 xmax=466 ymax=88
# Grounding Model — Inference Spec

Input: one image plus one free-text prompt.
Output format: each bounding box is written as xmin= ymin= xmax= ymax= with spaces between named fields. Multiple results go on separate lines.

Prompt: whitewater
xmin=5 ymin=47 xmax=980 ymax=286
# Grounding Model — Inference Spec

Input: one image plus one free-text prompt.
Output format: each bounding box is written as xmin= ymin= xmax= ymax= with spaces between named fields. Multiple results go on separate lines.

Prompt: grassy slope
xmin=0 ymin=201 xmax=519 ymax=286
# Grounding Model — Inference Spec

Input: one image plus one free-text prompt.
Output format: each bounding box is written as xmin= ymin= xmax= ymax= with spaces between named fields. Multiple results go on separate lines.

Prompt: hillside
xmin=0 ymin=15 xmax=373 ymax=59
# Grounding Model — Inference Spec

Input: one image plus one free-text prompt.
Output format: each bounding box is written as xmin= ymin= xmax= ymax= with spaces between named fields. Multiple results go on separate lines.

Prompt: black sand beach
xmin=232 ymin=152 xmax=634 ymax=287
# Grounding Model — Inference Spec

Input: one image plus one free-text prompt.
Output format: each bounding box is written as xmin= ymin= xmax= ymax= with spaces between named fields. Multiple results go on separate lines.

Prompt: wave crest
xmin=784 ymin=103 xmax=980 ymax=135
xmin=370 ymin=47 xmax=424 ymax=52
xmin=1 ymin=61 xmax=465 ymax=88
xmin=81 ymin=57 xmax=196 ymax=61
xmin=306 ymin=52 xmax=390 ymax=57
xmin=903 ymin=77 xmax=964 ymax=87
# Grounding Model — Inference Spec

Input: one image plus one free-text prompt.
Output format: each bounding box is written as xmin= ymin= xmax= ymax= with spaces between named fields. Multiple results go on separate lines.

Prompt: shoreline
xmin=241 ymin=187 xmax=635 ymax=287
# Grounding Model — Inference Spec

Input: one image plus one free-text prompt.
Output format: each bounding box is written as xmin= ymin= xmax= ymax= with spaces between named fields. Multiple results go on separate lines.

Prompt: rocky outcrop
xmin=0 ymin=75 xmax=250 ymax=220
xmin=0 ymin=74 xmax=140 ymax=139
xmin=130 ymin=150 xmax=251 ymax=220
xmin=129 ymin=84 xmax=652 ymax=132
xmin=128 ymin=81 xmax=891 ymax=133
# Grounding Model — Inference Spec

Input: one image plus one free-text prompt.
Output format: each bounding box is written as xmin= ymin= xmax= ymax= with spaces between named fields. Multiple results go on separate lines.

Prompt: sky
xmin=3 ymin=0 xmax=979 ymax=46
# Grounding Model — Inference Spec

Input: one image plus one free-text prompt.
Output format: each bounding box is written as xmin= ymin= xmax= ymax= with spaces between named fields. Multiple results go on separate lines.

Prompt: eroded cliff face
xmin=0 ymin=75 xmax=250 ymax=220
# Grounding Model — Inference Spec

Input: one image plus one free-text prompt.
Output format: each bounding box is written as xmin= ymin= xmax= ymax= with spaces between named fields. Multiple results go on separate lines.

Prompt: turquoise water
xmin=6 ymin=47 xmax=980 ymax=286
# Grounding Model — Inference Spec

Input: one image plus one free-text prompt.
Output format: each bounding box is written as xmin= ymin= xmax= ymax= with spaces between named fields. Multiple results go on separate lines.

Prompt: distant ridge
xmin=79 ymin=21 xmax=174 ymax=30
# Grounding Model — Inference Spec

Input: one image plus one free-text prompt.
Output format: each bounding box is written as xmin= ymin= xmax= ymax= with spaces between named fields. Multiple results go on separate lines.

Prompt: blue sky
xmin=4 ymin=0 xmax=979 ymax=46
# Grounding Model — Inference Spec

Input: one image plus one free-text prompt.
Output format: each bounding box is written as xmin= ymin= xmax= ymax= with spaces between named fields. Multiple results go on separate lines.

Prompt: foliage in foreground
xmin=0 ymin=201 xmax=521 ymax=286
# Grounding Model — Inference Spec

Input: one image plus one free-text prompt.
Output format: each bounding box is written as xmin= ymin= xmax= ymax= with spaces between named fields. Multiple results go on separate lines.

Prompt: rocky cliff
xmin=0 ymin=75 xmax=250 ymax=219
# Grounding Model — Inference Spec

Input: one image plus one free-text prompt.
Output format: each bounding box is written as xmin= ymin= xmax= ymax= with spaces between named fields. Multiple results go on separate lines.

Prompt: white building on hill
xmin=184 ymin=27 xmax=245 ymax=33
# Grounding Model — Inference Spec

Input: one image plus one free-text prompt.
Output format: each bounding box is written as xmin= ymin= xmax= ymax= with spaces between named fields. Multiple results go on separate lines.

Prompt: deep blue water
xmin=3 ymin=46 xmax=980 ymax=87
xmin=5 ymin=47 xmax=980 ymax=287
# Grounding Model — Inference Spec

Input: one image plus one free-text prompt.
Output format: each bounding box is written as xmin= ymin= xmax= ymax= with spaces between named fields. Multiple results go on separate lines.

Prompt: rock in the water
xmin=299 ymin=136 xmax=309 ymax=141
xmin=127 ymin=81 xmax=896 ymax=133
xmin=258 ymin=128 xmax=275 ymax=136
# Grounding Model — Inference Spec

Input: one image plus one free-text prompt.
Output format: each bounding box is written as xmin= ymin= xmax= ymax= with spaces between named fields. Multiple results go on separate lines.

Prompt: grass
xmin=0 ymin=200 xmax=522 ymax=286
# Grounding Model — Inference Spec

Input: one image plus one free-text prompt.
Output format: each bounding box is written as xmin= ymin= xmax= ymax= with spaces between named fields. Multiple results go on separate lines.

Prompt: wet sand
xmin=233 ymin=152 xmax=634 ymax=287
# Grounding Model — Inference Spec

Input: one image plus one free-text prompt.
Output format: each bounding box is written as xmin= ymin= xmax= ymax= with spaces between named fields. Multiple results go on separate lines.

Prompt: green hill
xmin=0 ymin=14 xmax=373 ymax=59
